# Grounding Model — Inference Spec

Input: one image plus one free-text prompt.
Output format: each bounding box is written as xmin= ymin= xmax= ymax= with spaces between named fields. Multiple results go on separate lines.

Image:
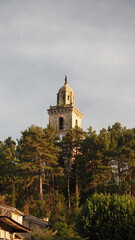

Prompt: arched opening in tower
xmin=59 ymin=117 xmax=64 ymax=130
xmin=76 ymin=119 xmax=78 ymax=126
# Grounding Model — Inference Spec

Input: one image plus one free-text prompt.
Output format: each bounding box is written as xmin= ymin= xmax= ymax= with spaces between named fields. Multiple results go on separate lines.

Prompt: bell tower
xmin=47 ymin=76 xmax=83 ymax=135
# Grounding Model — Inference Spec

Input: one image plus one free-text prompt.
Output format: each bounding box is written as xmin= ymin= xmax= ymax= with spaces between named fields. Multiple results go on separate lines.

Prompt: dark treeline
xmin=0 ymin=122 xmax=135 ymax=239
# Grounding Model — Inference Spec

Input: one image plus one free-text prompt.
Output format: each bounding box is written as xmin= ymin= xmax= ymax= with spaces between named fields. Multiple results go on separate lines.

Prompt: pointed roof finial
xmin=65 ymin=75 xmax=68 ymax=84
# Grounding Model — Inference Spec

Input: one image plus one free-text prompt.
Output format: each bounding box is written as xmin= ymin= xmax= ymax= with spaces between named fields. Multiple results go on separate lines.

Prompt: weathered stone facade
xmin=48 ymin=76 xmax=83 ymax=135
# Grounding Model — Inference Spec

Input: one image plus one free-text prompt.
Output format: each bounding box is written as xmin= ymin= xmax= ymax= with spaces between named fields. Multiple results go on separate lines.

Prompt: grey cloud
xmin=0 ymin=0 xmax=135 ymax=140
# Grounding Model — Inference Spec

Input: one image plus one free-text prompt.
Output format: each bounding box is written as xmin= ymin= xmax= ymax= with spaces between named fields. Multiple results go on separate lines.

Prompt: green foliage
xmin=50 ymin=191 xmax=67 ymax=223
xmin=0 ymin=137 xmax=18 ymax=206
xmin=77 ymin=194 xmax=135 ymax=240
xmin=50 ymin=192 xmax=82 ymax=240
xmin=55 ymin=221 xmax=82 ymax=240
xmin=16 ymin=124 xmax=60 ymax=208
xmin=80 ymin=126 xmax=112 ymax=200
xmin=26 ymin=225 xmax=82 ymax=240
xmin=29 ymin=200 xmax=49 ymax=218
xmin=0 ymin=122 xmax=135 ymax=239
xmin=79 ymin=123 xmax=135 ymax=201
xmin=26 ymin=228 xmax=54 ymax=240
xmin=107 ymin=123 xmax=135 ymax=195
xmin=59 ymin=126 xmax=85 ymax=208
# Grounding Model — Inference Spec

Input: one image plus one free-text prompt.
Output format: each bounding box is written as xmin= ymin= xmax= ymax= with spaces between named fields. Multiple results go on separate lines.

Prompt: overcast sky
xmin=0 ymin=0 xmax=135 ymax=141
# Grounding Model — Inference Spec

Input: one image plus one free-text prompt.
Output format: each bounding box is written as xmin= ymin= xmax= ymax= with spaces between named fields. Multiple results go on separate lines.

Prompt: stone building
xmin=48 ymin=76 xmax=83 ymax=135
xmin=0 ymin=205 xmax=51 ymax=240
xmin=0 ymin=205 xmax=30 ymax=240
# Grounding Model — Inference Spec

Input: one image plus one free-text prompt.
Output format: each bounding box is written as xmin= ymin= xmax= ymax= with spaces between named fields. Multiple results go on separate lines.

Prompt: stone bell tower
xmin=47 ymin=76 xmax=83 ymax=135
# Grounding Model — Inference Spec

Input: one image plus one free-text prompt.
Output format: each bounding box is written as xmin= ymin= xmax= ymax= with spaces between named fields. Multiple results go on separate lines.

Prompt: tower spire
xmin=65 ymin=75 xmax=67 ymax=84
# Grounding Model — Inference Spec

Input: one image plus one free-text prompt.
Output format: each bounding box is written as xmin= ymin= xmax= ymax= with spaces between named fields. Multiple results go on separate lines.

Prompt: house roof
xmin=0 ymin=216 xmax=30 ymax=233
xmin=24 ymin=214 xmax=49 ymax=227
xmin=15 ymin=233 xmax=25 ymax=239
xmin=0 ymin=204 xmax=24 ymax=216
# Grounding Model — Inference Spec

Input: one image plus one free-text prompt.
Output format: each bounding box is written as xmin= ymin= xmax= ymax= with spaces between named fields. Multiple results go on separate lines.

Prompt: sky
xmin=0 ymin=0 xmax=135 ymax=141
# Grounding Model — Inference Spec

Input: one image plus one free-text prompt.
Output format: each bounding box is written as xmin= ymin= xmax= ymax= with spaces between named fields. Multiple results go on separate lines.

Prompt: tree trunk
xmin=76 ymin=174 xmax=79 ymax=207
xmin=25 ymin=188 xmax=29 ymax=214
xmin=52 ymin=172 xmax=55 ymax=207
xmin=11 ymin=180 xmax=15 ymax=207
xmin=39 ymin=170 xmax=43 ymax=201
xmin=75 ymin=147 xmax=79 ymax=208
xmin=67 ymin=174 xmax=71 ymax=209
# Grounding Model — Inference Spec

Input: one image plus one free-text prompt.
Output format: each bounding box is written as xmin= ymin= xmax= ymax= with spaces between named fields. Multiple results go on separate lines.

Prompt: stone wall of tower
xmin=48 ymin=106 xmax=73 ymax=135
xmin=72 ymin=107 xmax=83 ymax=128
xmin=48 ymin=105 xmax=83 ymax=135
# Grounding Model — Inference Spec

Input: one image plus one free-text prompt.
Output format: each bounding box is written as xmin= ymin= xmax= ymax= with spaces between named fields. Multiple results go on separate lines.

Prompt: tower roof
xmin=58 ymin=76 xmax=74 ymax=94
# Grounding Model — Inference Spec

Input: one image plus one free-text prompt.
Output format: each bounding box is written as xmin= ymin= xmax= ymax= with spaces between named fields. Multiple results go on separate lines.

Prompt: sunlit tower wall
xmin=47 ymin=76 xmax=83 ymax=135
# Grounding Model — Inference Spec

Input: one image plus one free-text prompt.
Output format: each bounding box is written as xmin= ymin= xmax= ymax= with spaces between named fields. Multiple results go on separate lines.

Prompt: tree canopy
xmin=77 ymin=194 xmax=135 ymax=240
xmin=0 ymin=122 xmax=134 ymax=239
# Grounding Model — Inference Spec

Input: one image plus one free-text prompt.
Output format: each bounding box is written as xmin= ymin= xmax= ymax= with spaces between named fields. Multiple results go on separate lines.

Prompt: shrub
xmin=77 ymin=194 xmax=135 ymax=240
xmin=26 ymin=228 xmax=53 ymax=240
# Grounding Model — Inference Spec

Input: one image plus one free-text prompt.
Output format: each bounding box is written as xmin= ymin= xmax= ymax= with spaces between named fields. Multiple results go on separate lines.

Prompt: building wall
xmin=0 ymin=205 xmax=23 ymax=225
xmin=11 ymin=213 xmax=23 ymax=225
xmin=48 ymin=107 xmax=72 ymax=135
xmin=48 ymin=106 xmax=83 ymax=135
xmin=72 ymin=107 xmax=83 ymax=128
xmin=22 ymin=215 xmax=49 ymax=238
xmin=0 ymin=229 xmax=10 ymax=240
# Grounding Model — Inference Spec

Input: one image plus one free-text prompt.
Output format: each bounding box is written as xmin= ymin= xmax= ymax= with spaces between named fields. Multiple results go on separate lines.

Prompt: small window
xmin=75 ymin=119 xmax=78 ymax=126
xmin=59 ymin=117 xmax=64 ymax=130
xmin=67 ymin=95 xmax=70 ymax=100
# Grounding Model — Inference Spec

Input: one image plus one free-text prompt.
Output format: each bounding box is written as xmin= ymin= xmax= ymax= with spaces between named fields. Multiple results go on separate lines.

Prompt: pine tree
xmin=0 ymin=137 xmax=18 ymax=206
xmin=59 ymin=126 xmax=85 ymax=208
xmin=17 ymin=125 xmax=59 ymax=210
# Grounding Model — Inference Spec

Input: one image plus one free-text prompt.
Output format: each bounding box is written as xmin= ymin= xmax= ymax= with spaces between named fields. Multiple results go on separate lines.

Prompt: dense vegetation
xmin=0 ymin=122 xmax=135 ymax=239
xmin=77 ymin=194 xmax=135 ymax=240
